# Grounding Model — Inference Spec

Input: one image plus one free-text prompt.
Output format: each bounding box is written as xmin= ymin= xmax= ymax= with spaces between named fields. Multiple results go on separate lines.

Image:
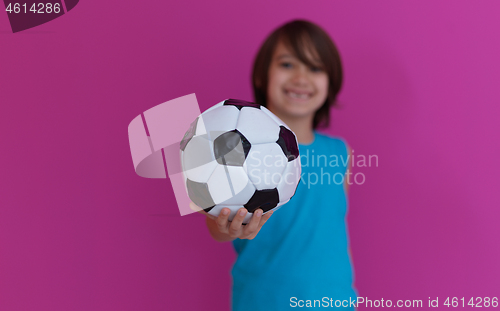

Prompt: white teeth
xmin=286 ymin=91 xmax=310 ymax=99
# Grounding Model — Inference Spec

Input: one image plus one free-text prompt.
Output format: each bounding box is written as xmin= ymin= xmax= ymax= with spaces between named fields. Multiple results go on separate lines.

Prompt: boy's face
xmin=266 ymin=40 xmax=329 ymax=123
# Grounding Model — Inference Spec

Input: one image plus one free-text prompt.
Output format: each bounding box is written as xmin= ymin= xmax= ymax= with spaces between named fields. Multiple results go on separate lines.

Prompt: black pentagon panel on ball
xmin=186 ymin=178 xmax=215 ymax=211
xmin=213 ymin=129 xmax=251 ymax=166
xmin=276 ymin=126 xmax=300 ymax=161
xmin=223 ymin=99 xmax=261 ymax=110
xmin=244 ymin=188 xmax=280 ymax=213
xmin=180 ymin=117 xmax=199 ymax=151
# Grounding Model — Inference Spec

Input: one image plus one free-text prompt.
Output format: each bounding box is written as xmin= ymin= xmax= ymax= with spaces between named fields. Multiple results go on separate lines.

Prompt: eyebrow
xmin=276 ymin=54 xmax=294 ymax=60
xmin=276 ymin=53 xmax=323 ymax=67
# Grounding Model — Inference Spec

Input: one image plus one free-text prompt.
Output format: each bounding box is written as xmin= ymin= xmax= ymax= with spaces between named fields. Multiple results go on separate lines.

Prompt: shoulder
xmin=315 ymin=132 xmax=352 ymax=175
xmin=314 ymin=131 xmax=350 ymax=156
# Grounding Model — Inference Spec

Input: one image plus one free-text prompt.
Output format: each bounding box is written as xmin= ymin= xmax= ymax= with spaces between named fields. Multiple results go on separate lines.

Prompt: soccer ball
xmin=180 ymin=99 xmax=301 ymax=223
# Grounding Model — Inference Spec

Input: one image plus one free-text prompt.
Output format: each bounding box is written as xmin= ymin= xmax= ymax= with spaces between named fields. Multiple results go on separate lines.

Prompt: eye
xmin=309 ymin=66 xmax=323 ymax=72
xmin=280 ymin=62 xmax=293 ymax=68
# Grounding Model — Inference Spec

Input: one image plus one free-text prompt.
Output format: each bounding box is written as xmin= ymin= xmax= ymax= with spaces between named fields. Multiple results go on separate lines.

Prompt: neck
xmin=270 ymin=111 xmax=315 ymax=145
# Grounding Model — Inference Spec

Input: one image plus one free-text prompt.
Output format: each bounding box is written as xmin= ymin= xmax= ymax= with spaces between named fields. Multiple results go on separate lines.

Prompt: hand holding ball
xmin=180 ymin=99 xmax=301 ymax=223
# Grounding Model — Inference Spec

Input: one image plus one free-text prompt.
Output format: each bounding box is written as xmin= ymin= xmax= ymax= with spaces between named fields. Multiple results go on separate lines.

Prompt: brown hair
xmin=252 ymin=19 xmax=343 ymax=129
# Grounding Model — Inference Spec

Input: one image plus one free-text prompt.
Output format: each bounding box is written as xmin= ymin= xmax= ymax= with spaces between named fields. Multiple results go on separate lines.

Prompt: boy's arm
xmin=200 ymin=206 xmax=273 ymax=242
xmin=345 ymin=143 xmax=356 ymax=301
xmin=344 ymin=144 xmax=352 ymax=194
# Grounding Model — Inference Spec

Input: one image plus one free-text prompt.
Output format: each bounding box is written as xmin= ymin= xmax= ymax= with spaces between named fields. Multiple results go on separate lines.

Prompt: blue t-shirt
xmin=231 ymin=131 xmax=358 ymax=310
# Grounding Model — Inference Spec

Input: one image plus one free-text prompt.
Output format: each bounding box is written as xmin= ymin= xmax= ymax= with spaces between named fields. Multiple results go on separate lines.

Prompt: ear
xmin=254 ymin=78 xmax=262 ymax=88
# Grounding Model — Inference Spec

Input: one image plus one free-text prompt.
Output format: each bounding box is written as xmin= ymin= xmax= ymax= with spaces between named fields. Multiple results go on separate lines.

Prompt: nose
xmin=291 ymin=65 xmax=310 ymax=86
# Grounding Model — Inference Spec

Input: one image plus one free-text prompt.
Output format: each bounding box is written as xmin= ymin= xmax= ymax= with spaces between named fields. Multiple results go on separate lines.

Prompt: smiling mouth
xmin=284 ymin=89 xmax=312 ymax=100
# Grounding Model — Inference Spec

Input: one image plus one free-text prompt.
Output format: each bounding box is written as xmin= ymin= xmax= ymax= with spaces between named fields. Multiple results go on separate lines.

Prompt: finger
xmin=216 ymin=208 xmax=231 ymax=234
xmin=190 ymin=201 xmax=215 ymax=218
xmin=246 ymin=209 xmax=272 ymax=240
xmin=198 ymin=209 xmax=216 ymax=219
xmin=204 ymin=212 xmax=217 ymax=220
xmin=190 ymin=201 xmax=203 ymax=212
xmin=242 ymin=209 xmax=263 ymax=238
xmin=228 ymin=208 xmax=247 ymax=237
xmin=257 ymin=210 xmax=274 ymax=228
xmin=192 ymin=205 xmax=216 ymax=220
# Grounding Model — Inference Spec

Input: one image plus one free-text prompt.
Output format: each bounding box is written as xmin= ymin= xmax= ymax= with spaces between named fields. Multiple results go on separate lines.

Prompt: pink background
xmin=1 ymin=1 xmax=499 ymax=310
